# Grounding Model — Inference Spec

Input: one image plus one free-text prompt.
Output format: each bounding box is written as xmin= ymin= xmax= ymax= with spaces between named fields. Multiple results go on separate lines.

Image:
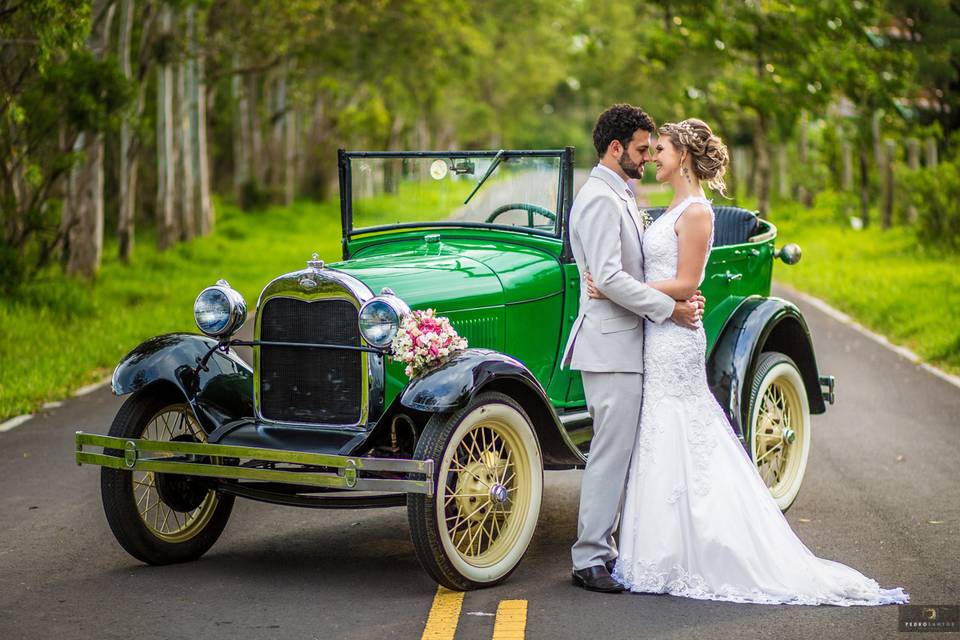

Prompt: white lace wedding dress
xmin=611 ymin=195 xmax=910 ymax=606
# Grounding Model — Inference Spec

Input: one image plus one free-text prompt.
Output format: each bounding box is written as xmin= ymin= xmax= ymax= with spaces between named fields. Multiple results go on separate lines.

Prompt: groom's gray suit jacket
xmin=561 ymin=166 xmax=675 ymax=372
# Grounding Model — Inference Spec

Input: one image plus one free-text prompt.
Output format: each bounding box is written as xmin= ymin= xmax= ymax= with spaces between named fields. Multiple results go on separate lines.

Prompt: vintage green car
xmin=75 ymin=148 xmax=835 ymax=590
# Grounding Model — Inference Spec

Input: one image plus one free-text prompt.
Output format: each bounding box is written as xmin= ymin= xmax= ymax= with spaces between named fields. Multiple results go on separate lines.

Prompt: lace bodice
xmin=642 ymin=195 xmax=714 ymax=282
xmin=640 ymin=195 xmax=715 ymax=399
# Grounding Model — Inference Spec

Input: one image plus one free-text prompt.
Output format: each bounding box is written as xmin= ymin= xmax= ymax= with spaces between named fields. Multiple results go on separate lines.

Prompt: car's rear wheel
xmin=747 ymin=352 xmax=811 ymax=512
xmin=407 ymin=391 xmax=543 ymax=591
xmin=100 ymin=387 xmax=234 ymax=565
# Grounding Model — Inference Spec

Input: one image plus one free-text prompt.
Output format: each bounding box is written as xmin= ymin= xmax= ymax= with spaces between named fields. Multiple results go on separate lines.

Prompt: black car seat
xmin=645 ymin=205 xmax=759 ymax=247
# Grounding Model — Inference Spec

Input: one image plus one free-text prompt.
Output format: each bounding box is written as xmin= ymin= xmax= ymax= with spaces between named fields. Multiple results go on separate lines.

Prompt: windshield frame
xmin=338 ymin=148 xmax=575 ymax=259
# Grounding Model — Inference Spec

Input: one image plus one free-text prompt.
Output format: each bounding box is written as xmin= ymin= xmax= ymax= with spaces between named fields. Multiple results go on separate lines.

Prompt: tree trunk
xmin=249 ymin=74 xmax=264 ymax=186
xmin=841 ymin=138 xmax=853 ymax=191
xmin=753 ymin=115 xmax=771 ymax=218
xmin=269 ymin=67 xmax=284 ymax=195
xmin=156 ymin=3 xmax=176 ymax=249
xmin=191 ymin=5 xmax=213 ymax=235
xmin=65 ymin=0 xmax=116 ymax=277
xmin=882 ymin=139 xmax=895 ymax=229
xmin=796 ymin=111 xmax=812 ymax=207
xmin=858 ymin=144 xmax=870 ymax=228
xmin=907 ymin=138 xmax=919 ymax=223
xmin=925 ymin=137 xmax=938 ymax=168
xmin=777 ymin=144 xmax=788 ymax=200
xmin=871 ymin=111 xmax=884 ymax=173
xmin=232 ymin=54 xmax=250 ymax=202
xmin=176 ymin=14 xmax=196 ymax=241
xmin=65 ymin=132 xmax=106 ymax=278
xmin=118 ymin=0 xmax=157 ymax=261
xmin=284 ymin=103 xmax=297 ymax=206
xmin=117 ymin=0 xmax=136 ymax=262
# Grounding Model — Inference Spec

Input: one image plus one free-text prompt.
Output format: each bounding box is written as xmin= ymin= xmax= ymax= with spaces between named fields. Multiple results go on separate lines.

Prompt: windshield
xmin=346 ymin=152 xmax=564 ymax=236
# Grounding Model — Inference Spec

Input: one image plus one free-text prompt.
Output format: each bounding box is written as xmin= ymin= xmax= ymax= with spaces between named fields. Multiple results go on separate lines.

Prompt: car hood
xmin=331 ymin=238 xmax=563 ymax=312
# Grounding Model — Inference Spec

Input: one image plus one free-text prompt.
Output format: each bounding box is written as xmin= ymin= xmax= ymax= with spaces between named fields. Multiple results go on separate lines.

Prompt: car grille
xmin=258 ymin=297 xmax=363 ymax=425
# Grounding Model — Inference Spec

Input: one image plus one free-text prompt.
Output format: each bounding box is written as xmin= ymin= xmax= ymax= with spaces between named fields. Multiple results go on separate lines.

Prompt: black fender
xmin=397 ymin=348 xmax=585 ymax=467
xmin=111 ymin=333 xmax=254 ymax=435
xmin=707 ymin=296 xmax=828 ymax=441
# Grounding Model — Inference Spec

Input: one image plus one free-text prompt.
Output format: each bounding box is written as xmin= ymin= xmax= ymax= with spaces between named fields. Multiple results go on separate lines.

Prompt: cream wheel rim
xmin=751 ymin=363 xmax=810 ymax=506
xmin=133 ymin=404 xmax=219 ymax=543
xmin=436 ymin=402 xmax=542 ymax=581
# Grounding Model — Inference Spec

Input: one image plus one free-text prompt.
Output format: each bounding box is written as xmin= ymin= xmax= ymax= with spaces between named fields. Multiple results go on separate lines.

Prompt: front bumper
xmin=75 ymin=432 xmax=435 ymax=496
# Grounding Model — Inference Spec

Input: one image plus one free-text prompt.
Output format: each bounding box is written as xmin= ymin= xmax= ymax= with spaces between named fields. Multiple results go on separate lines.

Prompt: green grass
xmin=0 ymin=198 xmax=345 ymax=421
xmin=4 ymin=185 xmax=956 ymax=422
xmin=645 ymin=186 xmax=960 ymax=376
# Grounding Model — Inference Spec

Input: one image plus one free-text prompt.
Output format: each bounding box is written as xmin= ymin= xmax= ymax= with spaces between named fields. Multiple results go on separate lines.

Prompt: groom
xmin=561 ymin=104 xmax=704 ymax=593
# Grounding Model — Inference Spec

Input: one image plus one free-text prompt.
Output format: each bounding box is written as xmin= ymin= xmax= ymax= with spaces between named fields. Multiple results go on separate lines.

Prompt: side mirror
xmin=776 ymin=243 xmax=802 ymax=265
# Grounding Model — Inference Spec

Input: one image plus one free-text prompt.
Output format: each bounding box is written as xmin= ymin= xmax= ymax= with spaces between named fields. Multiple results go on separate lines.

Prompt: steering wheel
xmin=485 ymin=203 xmax=557 ymax=226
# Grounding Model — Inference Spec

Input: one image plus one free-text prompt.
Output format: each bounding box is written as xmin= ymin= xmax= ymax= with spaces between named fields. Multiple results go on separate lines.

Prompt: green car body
xmin=338 ymin=221 xmax=775 ymax=417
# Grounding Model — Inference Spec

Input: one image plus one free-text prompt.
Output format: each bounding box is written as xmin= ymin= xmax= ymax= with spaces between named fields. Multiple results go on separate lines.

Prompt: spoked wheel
xmin=408 ymin=392 xmax=543 ymax=590
xmin=747 ymin=352 xmax=811 ymax=512
xmin=100 ymin=387 xmax=234 ymax=564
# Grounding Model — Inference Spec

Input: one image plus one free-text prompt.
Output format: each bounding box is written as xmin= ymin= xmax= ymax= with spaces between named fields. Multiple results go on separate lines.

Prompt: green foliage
xmin=0 ymin=0 xmax=134 ymax=286
xmin=897 ymin=161 xmax=960 ymax=249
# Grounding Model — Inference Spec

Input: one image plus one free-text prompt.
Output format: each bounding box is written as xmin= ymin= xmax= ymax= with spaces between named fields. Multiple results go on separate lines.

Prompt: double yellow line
xmin=421 ymin=586 xmax=528 ymax=640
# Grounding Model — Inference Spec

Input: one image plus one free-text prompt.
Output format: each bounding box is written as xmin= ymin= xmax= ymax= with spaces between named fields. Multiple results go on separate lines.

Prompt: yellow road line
xmin=492 ymin=599 xmax=528 ymax=640
xmin=421 ymin=586 xmax=464 ymax=640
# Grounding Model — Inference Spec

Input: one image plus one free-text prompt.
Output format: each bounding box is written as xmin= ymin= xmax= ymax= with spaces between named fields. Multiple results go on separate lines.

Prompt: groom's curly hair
xmin=593 ymin=104 xmax=656 ymax=158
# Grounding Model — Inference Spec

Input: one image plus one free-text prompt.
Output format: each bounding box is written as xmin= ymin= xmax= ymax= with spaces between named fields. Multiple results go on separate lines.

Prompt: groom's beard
xmin=619 ymin=152 xmax=643 ymax=180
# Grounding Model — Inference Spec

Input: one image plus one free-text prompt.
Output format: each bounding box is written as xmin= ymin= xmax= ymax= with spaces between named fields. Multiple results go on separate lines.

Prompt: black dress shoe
xmin=571 ymin=565 xmax=624 ymax=593
xmin=605 ymin=558 xmax=617 ymax=575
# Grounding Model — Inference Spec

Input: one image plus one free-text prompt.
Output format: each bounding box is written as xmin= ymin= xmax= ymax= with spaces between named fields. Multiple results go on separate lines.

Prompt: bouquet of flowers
xmin=390 ymin=308 xmax=468 ymax=378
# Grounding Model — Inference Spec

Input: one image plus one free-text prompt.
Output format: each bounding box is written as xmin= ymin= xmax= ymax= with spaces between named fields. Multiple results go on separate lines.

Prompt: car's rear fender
xmin=111 ymin=333 xmax=254 ymax=434
xmin=395 ymin=348 xmax=586 ymax=468
xmin=708 ymin=296 xmax=829 ymax=439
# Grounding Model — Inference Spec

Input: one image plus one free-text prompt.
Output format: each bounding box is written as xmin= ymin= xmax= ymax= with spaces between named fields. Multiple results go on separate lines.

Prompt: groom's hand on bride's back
xmin=583 ymin=272 xmax=704 ymax=328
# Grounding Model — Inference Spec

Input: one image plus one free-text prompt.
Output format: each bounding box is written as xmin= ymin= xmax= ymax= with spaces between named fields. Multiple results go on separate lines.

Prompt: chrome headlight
xmin=358 ymin=289 xmax=411 ymax=348
xmin=194 ymin=280 xmax=247 ymax=337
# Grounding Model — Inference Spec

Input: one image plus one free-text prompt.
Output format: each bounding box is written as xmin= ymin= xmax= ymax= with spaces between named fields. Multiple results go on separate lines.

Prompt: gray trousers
xmin=571 ymin=370 xmax=644 ymax=571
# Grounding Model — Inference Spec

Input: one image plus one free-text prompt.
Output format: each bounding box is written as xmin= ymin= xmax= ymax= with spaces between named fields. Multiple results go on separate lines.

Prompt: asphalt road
xmin=0 ymin=285 xmax=957 ymax=640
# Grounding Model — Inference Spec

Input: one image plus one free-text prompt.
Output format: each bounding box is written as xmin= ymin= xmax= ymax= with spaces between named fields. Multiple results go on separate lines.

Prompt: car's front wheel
xmin=407 ymin=391 xmax=543 ymax=590
xmin=747 ymin=352 xmax=812 ymax=512
xmin=100 ymin=388 xmax=234 ymax=565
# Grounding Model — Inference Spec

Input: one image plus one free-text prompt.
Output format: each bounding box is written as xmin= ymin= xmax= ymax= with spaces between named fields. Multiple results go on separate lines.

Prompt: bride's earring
xmin=681 ymin=164 xmax=691 ymax=183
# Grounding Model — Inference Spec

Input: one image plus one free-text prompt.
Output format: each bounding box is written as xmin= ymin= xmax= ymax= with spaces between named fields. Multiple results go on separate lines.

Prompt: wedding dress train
xmin=612 ymin=195 xmax=910 ymax=606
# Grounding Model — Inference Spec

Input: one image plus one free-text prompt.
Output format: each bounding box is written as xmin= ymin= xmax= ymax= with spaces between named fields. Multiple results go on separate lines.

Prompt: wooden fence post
xmin=841 ymin=139 xmax=853 ymax=191
xmin=882 ymin=139 xmax=895 ymax=229
xmin=777 ymin=144 xmax=789 ymax=200
xmin=907 ymin=138 xmax=920 ymax=223
xmin=796 ymin=111 xmax=812 ymax=207
xmin=925 ymin=137 xmax=938 ymax=168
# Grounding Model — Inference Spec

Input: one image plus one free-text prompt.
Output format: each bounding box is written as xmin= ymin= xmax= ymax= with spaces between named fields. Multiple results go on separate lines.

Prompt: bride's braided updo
xmin=659 ymin=118 xmax=730 ymax=197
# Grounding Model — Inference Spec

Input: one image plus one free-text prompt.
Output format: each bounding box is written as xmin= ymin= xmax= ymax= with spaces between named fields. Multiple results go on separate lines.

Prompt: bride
xmin=584 ymin=118 xmax=909 ymax=606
